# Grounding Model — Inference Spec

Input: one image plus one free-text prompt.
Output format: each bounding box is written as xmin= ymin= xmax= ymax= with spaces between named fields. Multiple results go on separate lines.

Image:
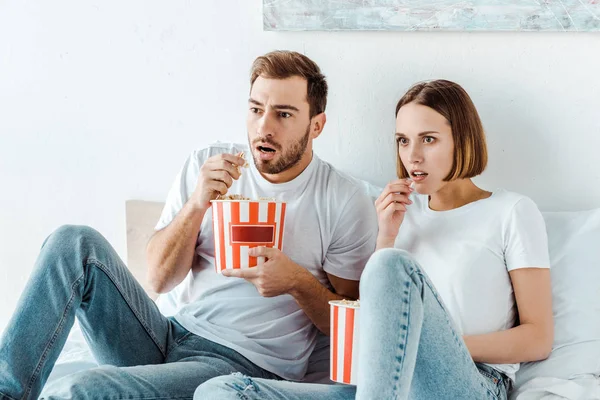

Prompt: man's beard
xmin=251 ymin=125 xmax=311 ymax=175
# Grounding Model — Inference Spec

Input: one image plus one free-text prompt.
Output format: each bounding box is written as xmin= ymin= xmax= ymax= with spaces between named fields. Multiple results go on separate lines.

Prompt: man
xmin=0 ymin=50 xmax=377 ymax=400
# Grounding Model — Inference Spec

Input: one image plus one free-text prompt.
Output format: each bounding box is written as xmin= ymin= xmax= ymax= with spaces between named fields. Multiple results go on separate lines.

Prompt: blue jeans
xmin=0 ymin=225 xmax=279 ymax=400
xmin=195 ymin=248 xmax=511 ymax=400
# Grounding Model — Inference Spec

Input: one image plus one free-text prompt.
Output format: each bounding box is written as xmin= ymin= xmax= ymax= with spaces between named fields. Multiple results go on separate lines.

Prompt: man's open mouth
xmin=257 ymin=145 xmax=276 ymax=153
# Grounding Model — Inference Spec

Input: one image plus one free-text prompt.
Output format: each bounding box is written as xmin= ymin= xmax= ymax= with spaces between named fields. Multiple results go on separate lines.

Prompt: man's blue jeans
xmin=195 ymin=249 xmax=511 ymax=400
xmin=0 ymin=225 xmax=279 ymax=400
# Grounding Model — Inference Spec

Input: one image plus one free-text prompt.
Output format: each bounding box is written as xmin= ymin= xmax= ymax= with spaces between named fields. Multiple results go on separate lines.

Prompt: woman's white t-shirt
xmin=394 ymin=189 xmax=550 ymax=382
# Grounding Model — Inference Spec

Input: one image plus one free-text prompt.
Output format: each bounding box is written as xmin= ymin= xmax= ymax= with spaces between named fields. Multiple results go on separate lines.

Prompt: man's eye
xmin=250 ymin=107 xmax=260 ymax=113
xmin=279 ymin=112 xmax=292 ymax=118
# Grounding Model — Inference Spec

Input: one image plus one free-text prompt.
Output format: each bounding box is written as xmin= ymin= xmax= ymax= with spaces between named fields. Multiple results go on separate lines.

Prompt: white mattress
xmin=46 ymin=323 xmax=600 ymax=400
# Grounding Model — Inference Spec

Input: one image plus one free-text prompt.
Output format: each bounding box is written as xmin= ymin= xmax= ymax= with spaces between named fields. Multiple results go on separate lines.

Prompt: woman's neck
xmin=428 ymin=179 xmax=492 ymax=211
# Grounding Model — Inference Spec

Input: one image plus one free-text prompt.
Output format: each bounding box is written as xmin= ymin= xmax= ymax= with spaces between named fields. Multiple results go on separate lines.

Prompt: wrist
xmin=186 ymin=198 xmax=209 ymax=217
xmin=376 ymin=235 xmax=396 ymax=250
xmin=288 ymin=266 xmax=313 ymax=298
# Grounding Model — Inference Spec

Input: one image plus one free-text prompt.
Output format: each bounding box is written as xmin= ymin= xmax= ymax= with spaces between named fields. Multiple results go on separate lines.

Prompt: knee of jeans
xmin=360 ymin=248 xmax=416 ymax=292
xmin=194 ymin=373 xmax=258 ymax=400
xmin=45 ymin=225 xmax=105 ymax=253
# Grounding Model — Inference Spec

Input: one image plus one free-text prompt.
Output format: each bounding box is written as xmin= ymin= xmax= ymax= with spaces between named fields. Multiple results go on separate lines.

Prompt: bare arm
xmin=146 ymin=152 xmax=246 ymax=293
xmin=289 ymin=270 xmax=359 ymax=335
xmin=222 ymin=246 xmax=360 ymax=335
xmin=375 ymin=180 xmax=413 ymax=250
xmin=464 ymin=268 xmax=554 ymax=363
xmin=146 ymin=201 xmax=208 ymax=294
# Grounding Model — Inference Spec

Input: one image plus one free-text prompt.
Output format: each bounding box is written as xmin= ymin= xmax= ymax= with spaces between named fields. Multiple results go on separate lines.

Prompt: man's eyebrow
xmin=248 ymin=98 xmax=299 ymax=112
xmin=272 ymin=104 xmax=299 ymax=112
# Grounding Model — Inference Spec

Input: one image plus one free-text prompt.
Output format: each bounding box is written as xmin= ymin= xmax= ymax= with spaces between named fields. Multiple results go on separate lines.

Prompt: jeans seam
xmin=86 ymin=258 xmax=168 ymax=358
xmin=166 ymin=331 xmax=194 ymax=355
xmin=0 ymin=390 xmax=18 ymax=400
xmin=24 ymin=273 xmax=84 ymax=399
xmin=392 ymin=274 xmax=411 ymax=397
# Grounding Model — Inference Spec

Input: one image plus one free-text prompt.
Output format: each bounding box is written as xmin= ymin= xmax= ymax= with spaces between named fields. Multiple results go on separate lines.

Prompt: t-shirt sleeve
xmin=154 ymin=150 xmax=203 ymax=231
xmin=503 ymin=197 xmax=550 ymax=271
xmin=322 ymin=190 xmax=378 ymax=281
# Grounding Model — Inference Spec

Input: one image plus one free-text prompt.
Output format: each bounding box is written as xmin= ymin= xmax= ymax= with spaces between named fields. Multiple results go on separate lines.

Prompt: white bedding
xmin=47 ymin=324 xmax=600 ymax=400
xmin=510 ymin=376 xmax=600 ymax=400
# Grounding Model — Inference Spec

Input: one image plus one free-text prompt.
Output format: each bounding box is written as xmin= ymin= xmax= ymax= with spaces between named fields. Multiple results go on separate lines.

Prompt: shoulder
xmin=490 ymin=189 xmax=541 ymax=216
xmin=313 ymin=156 xmax=373 ymax=203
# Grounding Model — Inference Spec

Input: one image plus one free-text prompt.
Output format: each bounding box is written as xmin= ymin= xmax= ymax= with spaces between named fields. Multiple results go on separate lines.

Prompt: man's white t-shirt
xmin=394 ymin=189 xmax=550 ymax=382
xmin=154 ymin=142 xmax=378 ymax=380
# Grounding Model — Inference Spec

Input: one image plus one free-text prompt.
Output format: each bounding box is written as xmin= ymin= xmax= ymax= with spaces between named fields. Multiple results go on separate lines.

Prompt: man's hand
xmin=190 ymin=153 xmax=246 ymax=210
xmin=221 ymin=246 xmax=308 ymax=297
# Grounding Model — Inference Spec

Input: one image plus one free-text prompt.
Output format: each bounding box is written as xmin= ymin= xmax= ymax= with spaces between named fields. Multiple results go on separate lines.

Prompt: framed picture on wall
xmin=263 ymin=1 xmax=600 ymax=32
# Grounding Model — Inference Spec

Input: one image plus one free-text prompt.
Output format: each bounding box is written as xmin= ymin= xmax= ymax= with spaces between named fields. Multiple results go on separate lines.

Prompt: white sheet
xmin=49 ymin=326 xmax=600 ymax=400
xmin=510 ymin=376 xmax=600 ymax=400
xmin=45 ymin=321 xmax=97 ymax=385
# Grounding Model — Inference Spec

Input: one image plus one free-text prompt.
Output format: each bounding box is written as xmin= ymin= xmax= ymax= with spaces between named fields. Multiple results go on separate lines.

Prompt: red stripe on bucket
xmin=231 ymin=202 xmax=241 ymax=269
xmin=217 ymin=203 xmax=226 ymax=272
xmin=248 ymin=202 xmax=259 ymax=266
xmin=332 ymin=305 xmax=339 ymax=382
xmin=278 ymin=203 xmax=286 ymax=251
xmin=343 ymin=307 xmax=355 ymax=383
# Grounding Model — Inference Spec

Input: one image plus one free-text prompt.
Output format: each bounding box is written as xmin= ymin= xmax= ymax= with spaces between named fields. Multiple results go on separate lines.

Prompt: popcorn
xmin=219 ymin=194 xmax=251 ymax=200
xmin=237 ymin=151 xmax=249 ymax=169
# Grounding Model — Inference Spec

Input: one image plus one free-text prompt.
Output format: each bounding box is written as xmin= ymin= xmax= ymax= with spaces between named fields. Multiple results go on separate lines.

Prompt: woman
xmin=194 ymin=80 xmax=554 ymax=400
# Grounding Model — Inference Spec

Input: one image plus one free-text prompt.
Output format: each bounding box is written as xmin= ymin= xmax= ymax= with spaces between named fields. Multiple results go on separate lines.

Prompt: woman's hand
xmin=375 ymin=179 xmax=413 ymax=249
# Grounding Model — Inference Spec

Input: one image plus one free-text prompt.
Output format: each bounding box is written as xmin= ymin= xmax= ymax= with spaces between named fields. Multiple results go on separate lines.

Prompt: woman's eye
xmin=398 ymin=138 xmax=408 ymax=145
xmin=424 ymin=136 xmax=435 ymax=144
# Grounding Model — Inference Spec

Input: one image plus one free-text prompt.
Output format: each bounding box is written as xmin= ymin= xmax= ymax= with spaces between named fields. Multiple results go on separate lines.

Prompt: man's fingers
xmin=222 ymin=268 xmax=258 ymax=279
xmin=205 ymin=159 xmax=242 ymax=180
xmin=248 ymin=246 xmax=277 ymax=258
xmin=207 ymin=170 xmax=234 ymax=188
xmin=207 ymin=181 xmax=228 ymax=196
xmin=215 ymin=153 xmax=246 ymax=167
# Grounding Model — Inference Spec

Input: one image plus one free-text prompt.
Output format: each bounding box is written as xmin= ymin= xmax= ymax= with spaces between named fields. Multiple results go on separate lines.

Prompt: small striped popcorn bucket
xmin=329 ymin=300 xmax=361 ymax=385
xmin=210 ymin=200 xmax=286 ymax=273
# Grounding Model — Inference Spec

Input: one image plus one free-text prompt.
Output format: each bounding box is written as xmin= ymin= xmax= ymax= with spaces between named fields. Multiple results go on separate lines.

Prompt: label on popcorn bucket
xmin=329 ymin=299 xmax=360 ymax=385
xmin=211 ymin=199 xmax=286 ymax=273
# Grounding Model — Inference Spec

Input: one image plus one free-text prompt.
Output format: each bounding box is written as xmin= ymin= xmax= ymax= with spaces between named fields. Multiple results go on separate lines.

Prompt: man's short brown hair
xmin=395 ymin=79 xmax=488 ymax=181
xmin=250 ymin=50 xmax=327 ymax=118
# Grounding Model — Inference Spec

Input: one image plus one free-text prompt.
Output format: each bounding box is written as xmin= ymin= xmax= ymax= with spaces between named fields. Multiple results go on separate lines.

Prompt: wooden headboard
xmin=125 ymin=200 xmax=164 ymax=299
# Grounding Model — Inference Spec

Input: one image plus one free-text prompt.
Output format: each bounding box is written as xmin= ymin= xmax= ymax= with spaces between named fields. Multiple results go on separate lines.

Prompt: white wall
xmin=1 ymin=1 xmax=599 ymax=332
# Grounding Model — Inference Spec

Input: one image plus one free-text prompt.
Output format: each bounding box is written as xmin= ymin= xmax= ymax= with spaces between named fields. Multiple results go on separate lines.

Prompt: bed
xmin=45 ymin=199 xmax=600 ymax=399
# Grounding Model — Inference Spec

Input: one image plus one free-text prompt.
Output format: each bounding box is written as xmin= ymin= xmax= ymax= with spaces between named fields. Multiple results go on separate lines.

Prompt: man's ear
xmin=310 ymin=113 xmax=326 ymax=139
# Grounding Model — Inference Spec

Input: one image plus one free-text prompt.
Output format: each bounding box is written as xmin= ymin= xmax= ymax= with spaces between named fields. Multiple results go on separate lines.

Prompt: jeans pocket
xmin=168 ymin=317 xmax=194 ymax=347
xmin=476 ymin=364 xmax=506 ymax=399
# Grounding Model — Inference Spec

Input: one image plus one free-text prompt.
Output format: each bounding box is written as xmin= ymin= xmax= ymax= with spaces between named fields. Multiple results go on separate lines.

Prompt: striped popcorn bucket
xmin=210 ymin=200 xmax=286 ymax=273
xmin=329 ymin=300 xmax=361 ymax=385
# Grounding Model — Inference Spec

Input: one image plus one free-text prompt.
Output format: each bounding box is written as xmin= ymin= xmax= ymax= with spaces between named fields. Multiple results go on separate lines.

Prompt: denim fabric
xmin=0 ymin=225 xmax=278 ymax=400
xmin=194 ymin=248 xmax=510 ymax=400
